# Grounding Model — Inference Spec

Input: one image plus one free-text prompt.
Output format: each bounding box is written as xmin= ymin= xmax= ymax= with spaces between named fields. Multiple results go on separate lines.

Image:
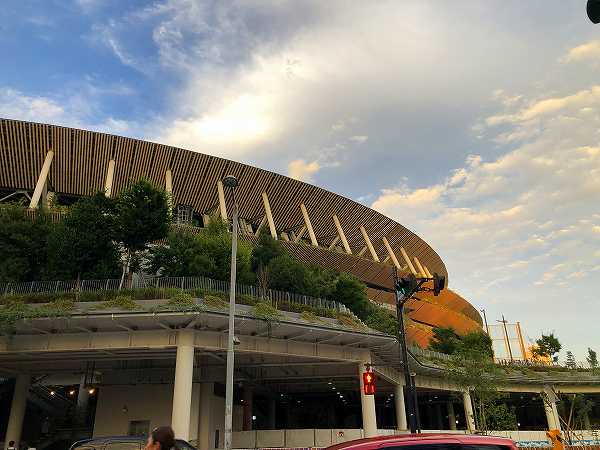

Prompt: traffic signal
xmin=588 ymin=0 xmax=600 ymax=23
xmin=433 ymin=273 xmax=446 ymax=296
xmin=362 ymin=371 xmax=376 ymax=395
xmin=395 ymin=273 xmax=417 ymax=296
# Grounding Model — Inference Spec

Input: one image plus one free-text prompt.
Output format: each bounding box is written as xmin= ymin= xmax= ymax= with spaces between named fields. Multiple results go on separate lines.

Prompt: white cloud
xmin=563 ymin=40 xmax=600 ymax=64
xmin=372 ymin=85 xmax=600 ymax=356
xmin=349 ymin=135 xmax=368 ymax=144
xmin=287 ymin=159 xmax=320 ymax=182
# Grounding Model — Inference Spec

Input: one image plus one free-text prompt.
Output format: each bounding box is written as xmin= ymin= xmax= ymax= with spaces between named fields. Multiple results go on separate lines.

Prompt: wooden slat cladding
xmin=0 ymin=117 xmax=448 ymax=281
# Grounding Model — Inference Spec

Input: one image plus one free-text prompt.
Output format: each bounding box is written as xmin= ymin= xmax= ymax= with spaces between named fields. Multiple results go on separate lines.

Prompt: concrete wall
xmin=94 ymin=384 xmax=174 ymax=437
xmin=94 ymin=384 xmax=231 ymax=449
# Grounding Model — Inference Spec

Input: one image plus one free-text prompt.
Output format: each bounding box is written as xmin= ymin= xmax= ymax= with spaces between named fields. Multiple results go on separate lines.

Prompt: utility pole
xmin=497 ymin=315 xmax=513 ymax=362
xmin=480 ymin=308 xmax=490 ymax=335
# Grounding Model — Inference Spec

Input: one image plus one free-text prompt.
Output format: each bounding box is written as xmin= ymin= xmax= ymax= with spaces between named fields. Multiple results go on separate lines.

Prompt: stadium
xmin=1 ymin=118 xmax=597 ymax=450
xmin=0 ymin=118 xmax=482 ymax=345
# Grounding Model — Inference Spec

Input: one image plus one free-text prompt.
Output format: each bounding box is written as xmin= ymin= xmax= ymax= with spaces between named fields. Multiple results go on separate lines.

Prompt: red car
xmin=325 ymin=434 xmax=518 ymax=450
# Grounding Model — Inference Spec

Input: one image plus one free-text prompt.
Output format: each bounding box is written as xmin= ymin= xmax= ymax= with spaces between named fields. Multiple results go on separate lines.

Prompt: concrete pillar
xmin=544 ymin=400 xmax=562 ymax=431
xmin=382 ymin=237 xmax=402 ymax=270
xmin=359 ymin=226 xmax=380 ymax=262
xmin=268 ymin=398 xmax=277 ymax=430
xmin=261 ymin=192 xmax=277 ymax=239
xmin=217 ymin=180 xmax=228 ymax=221
xmin=463 ymin=391 xmax=476 ymax=433
xmin=300 ymin=203 xmax=318 ymax=246
xmin=29 ymin=150 xmax=54 ymax=208
xmin=76 ymin=374 xmax=89 ymax=425
xmin=197 ymin=383 xmax=213 ymax=450
xmin=447 ymin=401 xmax=457 ymax=430
xmin=5 ymin=374 xmax=31 ymax=450
xmin=434 ymin=403 xmax=443 ymax=430
xmin=172 ymin=332 xmax=195 ymax=439
xmin=104 ymin=158 xmax=115 ymax=198
xmin=333 ymin=215 xmax=352 ymax=254
xmin=394 ymin=384 xmax=408 ymax=431
xmin=242 ymin=386 xmax=253 ymax=431
xmin=399 ymin=247 xmax=418 ymax=275
xmin=358 ymin=364 xmax=377 ymax=437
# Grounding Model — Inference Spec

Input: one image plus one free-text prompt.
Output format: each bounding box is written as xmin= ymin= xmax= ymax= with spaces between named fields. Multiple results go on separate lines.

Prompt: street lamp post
xmin=223 ymin=175 xmax=239 ymax=450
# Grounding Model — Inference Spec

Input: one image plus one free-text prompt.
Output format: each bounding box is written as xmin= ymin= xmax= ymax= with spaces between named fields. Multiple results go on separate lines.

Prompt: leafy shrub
xmin=300 ymin=310 xmax=323 ymax=323
xmin=336 ymin=312 xmax=367 ymax=330
xmin=164 ymin=292 xmax=198 ymax=311
xmin=94 ymin=295 xmax=140 ymax=311
xmin=202 ymin=295 xmax=229 ymax=310
xmin=252 ymin=301 xmax=283 ymax=322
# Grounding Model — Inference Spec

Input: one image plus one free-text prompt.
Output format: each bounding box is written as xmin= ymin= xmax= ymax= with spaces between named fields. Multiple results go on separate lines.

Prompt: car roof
xmin=325 ymin=433 xmax=515 ymax=450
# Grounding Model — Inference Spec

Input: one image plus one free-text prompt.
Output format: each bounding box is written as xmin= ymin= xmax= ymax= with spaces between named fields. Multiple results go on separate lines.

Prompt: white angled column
xmin=261 ymin=192 xmax=277 ymax=239
xmin=333 ymin=215 xmax=352 ymax=254
xmin=394 ymin=383 xmax=407 ymax=431
xmin=5 ymin=374 xmax=31 ymax=450
xmin=400 ymin=247 xmax=418 ymax=275
xmin=217 ymin=180 xmax=228 ymax=221
xmin=172 ymin=331 xmax=195 ymax=439
xmin=463 ymin=391 xmax=476 ymax=433
xmin=382 ymin=237 xmax=402 ymax=269
xmin=29 ymin=150 xmax=54 ymax=209
xmin=300 ymin=203 xmax=318 ymax=246
xmin=358 ymin=363 xmax=377 ymax=437
xmin=360 ymin=226 xmax=380 ymax=262
xmin=414 ymin=257 xmax=427 ymax=278
xmin=104 ymin=159 xmax=116 ymax=197
xmin=544 ymin=399 xmax=561 ymax=431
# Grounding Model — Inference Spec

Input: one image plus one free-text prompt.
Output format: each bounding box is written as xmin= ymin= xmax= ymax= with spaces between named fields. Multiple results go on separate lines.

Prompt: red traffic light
xmin=363 ymin=371 xmax=376 ymax=395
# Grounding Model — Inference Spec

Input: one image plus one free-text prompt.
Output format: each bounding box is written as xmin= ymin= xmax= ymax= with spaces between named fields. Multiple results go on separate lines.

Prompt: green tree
xmin=448 ymin=341 xmax=507 ymax=433
xmin=267 ymin=254 xmax=311 ymax=294
xmin=47 ymin=193 xmax=120 ymax=280
xmin=429 ymin=327 xmax=461 ymax=354
xmin=484 ymin=402 xmax=518 ymax=431
xmin=330 ymin=272 xmax=371 ymax=318
xmin=532 ymin=333 xmax=562 ymax=363
xmin=114 ymin=178 xmax=171 ymax=285
xmin=251 ymin=232 xmax=285 ymax=297
xmin=149 ymin=219 xmax=254 ymax=285
xmin=0 ymin=206 xmax=53 ymax=282
xmin=586 ymin=348 xmax=598 ymax=371
xmin=460 ymin=331 xmax=494 ymax=359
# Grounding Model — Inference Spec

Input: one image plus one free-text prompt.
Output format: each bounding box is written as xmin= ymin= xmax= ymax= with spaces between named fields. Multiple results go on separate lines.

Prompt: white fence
xmin=0 ymin=275 xmax=356 ymax=316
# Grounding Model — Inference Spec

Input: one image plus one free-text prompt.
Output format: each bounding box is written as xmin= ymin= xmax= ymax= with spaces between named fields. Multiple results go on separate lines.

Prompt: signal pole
xmin=394 ymin=268 xmax=446 ymax=434
xmin=394 ymin=268 xmax=418 ymax=433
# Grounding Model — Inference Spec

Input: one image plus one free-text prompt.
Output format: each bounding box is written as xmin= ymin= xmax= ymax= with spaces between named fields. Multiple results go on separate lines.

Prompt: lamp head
xmin=223 ymin=175 xmax=239 ymax=188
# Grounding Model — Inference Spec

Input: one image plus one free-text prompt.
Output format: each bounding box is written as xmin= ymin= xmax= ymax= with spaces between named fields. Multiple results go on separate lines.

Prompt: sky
xmin=0 ymin=0 xmax=598 ymax=361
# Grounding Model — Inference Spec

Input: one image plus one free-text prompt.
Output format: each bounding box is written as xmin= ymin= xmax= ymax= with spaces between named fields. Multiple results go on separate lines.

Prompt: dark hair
xmin=151 ymin=426 xmax=175 ymax=450
xmin=9 ymin=442 xmax=15 ymax=447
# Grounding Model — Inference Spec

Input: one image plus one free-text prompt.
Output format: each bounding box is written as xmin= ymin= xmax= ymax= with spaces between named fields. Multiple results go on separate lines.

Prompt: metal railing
xmin=0 ymin=275 xmax=355 ymax=317
xmin=409 ymin=344 xmax=452 ymax=361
